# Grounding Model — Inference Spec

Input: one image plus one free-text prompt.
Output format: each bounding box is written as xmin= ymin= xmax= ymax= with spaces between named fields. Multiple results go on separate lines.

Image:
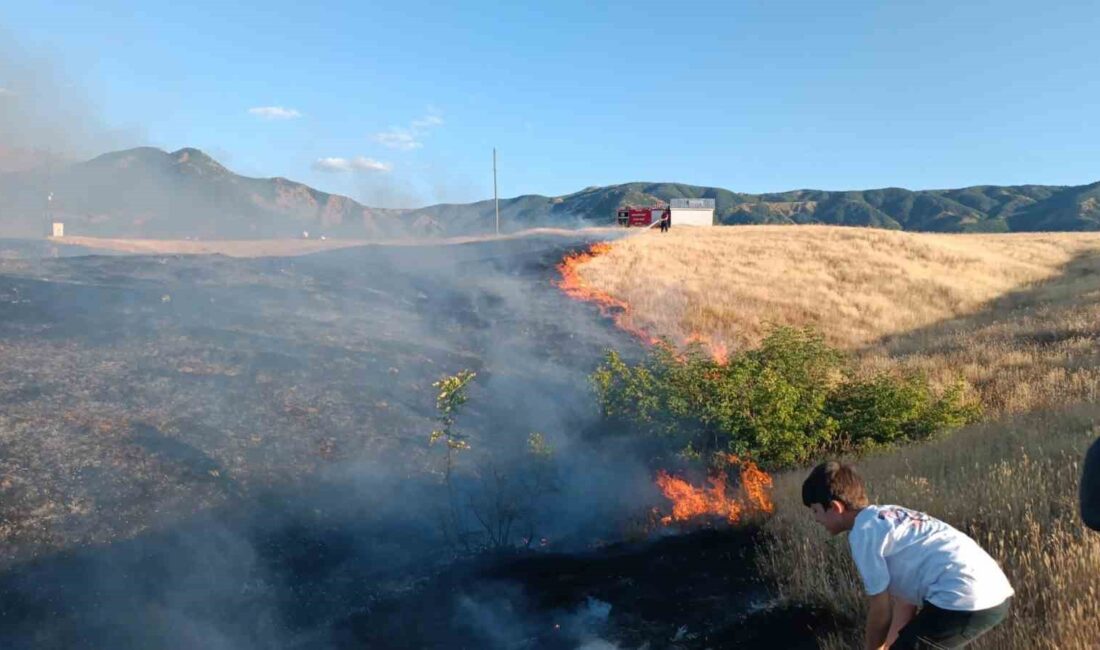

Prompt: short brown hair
xmin=802 ymin=461 xmax=869 ymax=510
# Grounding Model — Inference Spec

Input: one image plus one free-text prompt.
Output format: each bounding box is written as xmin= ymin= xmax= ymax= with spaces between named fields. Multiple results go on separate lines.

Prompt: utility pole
xmin=44 ymin=153 xmax=53 ymax=238
xmin=493 ymin=147 xmax=499 ymax=236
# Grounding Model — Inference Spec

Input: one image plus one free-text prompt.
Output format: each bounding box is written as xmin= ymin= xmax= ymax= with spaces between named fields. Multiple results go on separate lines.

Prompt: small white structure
xmin=670 ymin=198 xmax=715 ymax=227
xmin=51 ymin=222 xmax=65 ymax=237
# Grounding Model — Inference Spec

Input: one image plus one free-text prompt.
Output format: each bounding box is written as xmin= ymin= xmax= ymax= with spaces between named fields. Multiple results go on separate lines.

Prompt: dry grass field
xmin=757 ymin=405 xmax=1100 ymax=650
xmin=579 ymin=226 xmax=1100 ymax=414
xmin=578 ymin=225 xmax=1100 ymax=351
xmin=577 ymin=225 xmax=1100 ymax=649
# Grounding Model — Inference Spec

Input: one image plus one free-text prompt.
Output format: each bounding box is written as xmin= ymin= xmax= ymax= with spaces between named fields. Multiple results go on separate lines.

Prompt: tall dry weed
xmin=757 ymin=407 xmax=1100 ymax=649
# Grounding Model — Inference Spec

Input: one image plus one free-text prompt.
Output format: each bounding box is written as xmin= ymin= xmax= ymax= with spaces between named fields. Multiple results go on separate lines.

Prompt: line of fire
xmin=554 ymin=238 xmax=764 ymax=525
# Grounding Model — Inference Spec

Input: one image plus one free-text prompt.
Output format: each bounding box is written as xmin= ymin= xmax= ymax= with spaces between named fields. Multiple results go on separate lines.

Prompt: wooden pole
xmin=493 ymin=148 xmax=499 ymax=235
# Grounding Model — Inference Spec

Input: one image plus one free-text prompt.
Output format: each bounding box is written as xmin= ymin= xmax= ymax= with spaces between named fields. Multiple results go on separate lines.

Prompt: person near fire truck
xmin=660 ymin=210 xmax=670 ymax=232
xmin=802 ymin=461 xmax=1013 ymax=649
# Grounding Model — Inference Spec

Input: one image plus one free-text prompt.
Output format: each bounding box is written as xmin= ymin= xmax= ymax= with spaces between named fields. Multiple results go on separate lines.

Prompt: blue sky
xmin=2 ymin=1 xmax=1098 ymax=207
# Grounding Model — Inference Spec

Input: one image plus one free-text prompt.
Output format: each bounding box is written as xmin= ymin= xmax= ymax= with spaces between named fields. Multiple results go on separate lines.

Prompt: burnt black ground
xmin=0 ymin=235 xmax=840 ymax=648
xmin=0 ymin=234 xmax=634 ymax=564
xmin=0 ymin=509 xmax=845 ymax=649
xmin=338 ymin=526 xmax=847 ymax=650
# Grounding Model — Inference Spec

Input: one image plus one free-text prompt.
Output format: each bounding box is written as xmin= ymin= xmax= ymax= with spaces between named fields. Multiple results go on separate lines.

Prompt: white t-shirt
xmin=848 ymin=505 xmax=1014 ymax=611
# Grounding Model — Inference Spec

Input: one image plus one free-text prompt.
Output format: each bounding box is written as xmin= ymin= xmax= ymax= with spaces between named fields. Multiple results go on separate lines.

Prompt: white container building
xmin=669 ymin=198 xmax=715 ymax=227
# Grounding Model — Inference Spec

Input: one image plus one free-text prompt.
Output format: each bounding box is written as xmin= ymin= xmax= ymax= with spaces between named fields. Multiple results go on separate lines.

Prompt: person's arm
xmin=864 ymin=591 xmax=893 ymax=650
xmin=849 ymin=515 xmax=894 ymax=649
xmin=885 ymin=598 xmax=917 ymax=647
xmin=1081 ymin=437 xmax=1100 ymax=531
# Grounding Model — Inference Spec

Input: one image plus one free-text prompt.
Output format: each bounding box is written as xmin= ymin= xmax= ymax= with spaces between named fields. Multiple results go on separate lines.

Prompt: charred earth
xmin=0 ymin=234 xmax=834 ymax=648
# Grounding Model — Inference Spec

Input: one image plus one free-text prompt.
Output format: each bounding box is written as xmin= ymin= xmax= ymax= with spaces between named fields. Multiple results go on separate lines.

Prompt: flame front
xmin=555 ymin=242 xmax=728 ymax=362
xmin=555 ymin=243 xmax=660 ymax=345
xmin=655 ymin=455 xmax=774 ymax=526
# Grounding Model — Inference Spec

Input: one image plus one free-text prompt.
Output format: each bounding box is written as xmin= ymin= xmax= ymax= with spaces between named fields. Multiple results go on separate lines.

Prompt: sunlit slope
xmin=575 ymin=225 xmax=1100 ymax=351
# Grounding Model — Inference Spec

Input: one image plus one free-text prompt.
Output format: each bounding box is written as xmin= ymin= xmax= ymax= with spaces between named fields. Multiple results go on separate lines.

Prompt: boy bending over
xmin=802 ymin=461 xmax=1013 ymax=649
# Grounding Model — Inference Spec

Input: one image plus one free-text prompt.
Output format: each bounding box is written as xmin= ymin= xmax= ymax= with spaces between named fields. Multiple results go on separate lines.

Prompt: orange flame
xmin=556 ymin=242 xmax=729 ymax=363
xmin=684 ymin=333 xmax=730 ymax=365
xmin=555 ymin=243 xmax=660 ymax=346
xmin=655 ymin=455 xmax=773 ymax=526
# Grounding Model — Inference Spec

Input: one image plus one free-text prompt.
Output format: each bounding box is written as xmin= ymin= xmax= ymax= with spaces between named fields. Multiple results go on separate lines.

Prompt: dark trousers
xmin=892 ymin=598 xmax=1011 ymax=649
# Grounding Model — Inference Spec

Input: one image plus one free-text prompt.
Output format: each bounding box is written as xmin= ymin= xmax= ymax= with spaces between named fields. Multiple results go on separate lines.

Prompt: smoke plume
xmin=0 ymin=32 xmax=140 ymax=172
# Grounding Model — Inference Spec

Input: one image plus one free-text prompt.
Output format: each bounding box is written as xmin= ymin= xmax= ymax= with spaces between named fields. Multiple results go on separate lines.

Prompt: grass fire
xmin=3 ymin=223 xmax=1100 ymax=649
xmin=557 ymin=226 xmax=1100 ymax=649
xmin=556 ymin=241 xmax=730 ymax=363
xmin=655 ymin=455 xmax=774 ymax=527
xmin=4 ymin=8 xmax=1100 ymax=648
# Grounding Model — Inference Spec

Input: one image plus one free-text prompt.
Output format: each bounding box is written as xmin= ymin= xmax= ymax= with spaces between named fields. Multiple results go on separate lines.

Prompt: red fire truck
xmin=616 ymin=204 xmax=669 ymax=228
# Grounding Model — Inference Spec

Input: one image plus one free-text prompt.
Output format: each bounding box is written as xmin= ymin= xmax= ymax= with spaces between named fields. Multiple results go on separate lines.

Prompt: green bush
xmin=825 ymin=375 xmax=980 ymax=450
xmin=591 ymin=327 xmax=980 ymax=469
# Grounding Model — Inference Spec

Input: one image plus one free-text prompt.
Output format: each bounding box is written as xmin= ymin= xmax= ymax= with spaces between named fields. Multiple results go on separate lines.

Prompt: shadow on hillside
xmin=866 ymin=248 xmax=1100 ymax=410
xmin=877 ymin=247 xmax=1100 ymax=351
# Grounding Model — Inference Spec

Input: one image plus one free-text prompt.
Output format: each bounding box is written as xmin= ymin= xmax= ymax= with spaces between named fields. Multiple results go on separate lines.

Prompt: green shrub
xmin=826 ymin=375 xmax=980 ymax=449
xmin=591 ymin=327 xmax=980 ymax=468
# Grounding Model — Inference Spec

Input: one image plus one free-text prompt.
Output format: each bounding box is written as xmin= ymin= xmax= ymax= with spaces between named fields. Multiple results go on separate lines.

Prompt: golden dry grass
xmin=580 ymin=225 xmax=1100 ymax=415
xmin=757 ymin=407 xmax=1100 ymax=650
xmin=576 ymin=225 xmax=1100 ymax=648
xmin=861 ymin=251 xmax=1100 ymax=414
xmin=579 ymin=225 xmax=1100 ymax=350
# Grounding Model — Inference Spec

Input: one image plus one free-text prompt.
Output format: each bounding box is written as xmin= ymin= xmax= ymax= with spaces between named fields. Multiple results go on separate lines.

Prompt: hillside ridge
xmin=2 ymin=146 xmax=1098 ymax=238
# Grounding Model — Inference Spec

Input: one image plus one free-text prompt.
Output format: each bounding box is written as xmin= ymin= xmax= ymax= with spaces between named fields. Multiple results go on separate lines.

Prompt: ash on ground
xmin=0 ymin=235 xmax=842 ymax=648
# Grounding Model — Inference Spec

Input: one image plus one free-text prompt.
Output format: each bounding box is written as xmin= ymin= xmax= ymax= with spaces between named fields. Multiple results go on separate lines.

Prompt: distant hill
xmin=1 ymin=146 xmax=1097 ymax=238
xmin=0 ymin=147 xmax=413 ymax=239
xmin=406 ymin=181 xmax=1100 ymax=235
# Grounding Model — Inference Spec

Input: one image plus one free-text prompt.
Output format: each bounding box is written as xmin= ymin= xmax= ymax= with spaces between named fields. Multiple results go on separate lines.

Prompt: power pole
xmin=493 ymin=147 xmax=499 ymax=236
xmin=44 ymin=154 xmax=53 ymax=238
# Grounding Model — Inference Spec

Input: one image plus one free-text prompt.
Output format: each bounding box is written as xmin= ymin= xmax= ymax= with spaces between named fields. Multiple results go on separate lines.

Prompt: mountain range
xmin=1 ymin=146 xmax=1097 ymax=238
xmin=0 ymin=147 xmax=410 ymax=239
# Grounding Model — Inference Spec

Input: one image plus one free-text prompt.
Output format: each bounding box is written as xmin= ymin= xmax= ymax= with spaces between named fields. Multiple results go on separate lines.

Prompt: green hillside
xmin=406 ymin=180 xmax=1096 ymax=235
xmin=1007 ymin=181 xmax=1100 ymax=231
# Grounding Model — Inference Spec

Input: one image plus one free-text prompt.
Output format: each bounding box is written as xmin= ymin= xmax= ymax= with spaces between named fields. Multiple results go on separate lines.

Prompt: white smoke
xmin=0 ymin=31 xmax=141 ymax=171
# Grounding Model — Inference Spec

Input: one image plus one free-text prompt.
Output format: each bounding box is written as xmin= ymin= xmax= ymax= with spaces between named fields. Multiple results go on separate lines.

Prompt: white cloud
xmin=410 ymin=114 xmax=444 ymax=129
xmin=312 ymin=156 xmax=392 ymax=173
xmin=0 ymin=87 xmax=14 ymax=97
xmin=248 ymin=106 xmax=302 ymax=120
xmin=373 ymin=128 xmax=422 ymax=151
xmin=373 ymin=109 xmax=444 ymax=150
